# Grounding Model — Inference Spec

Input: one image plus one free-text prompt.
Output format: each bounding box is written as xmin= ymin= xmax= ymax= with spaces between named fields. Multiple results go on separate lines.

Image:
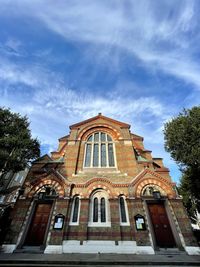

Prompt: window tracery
xmin=84 ymin=132 xmax=115 ymax=168
xmin=89 ymin=190 xmax=111 ymax=227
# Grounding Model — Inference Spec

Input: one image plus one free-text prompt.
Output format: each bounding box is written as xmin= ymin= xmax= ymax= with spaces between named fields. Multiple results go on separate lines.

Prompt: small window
xmin=85 ymin=144 xmax=92 ymax=167
xmin=15 ymin=173 xmax=23 ymax=183
xmin=100 ymin=198 xmax=106 ymax=222
xmin=119 ymin=197 xmax=127 ymax=223
xmin=119 ymin=196 xmax=130 ymax=225
xmin=93 ymin=197 xmax=98 ymax=222
xmin=0 ymin=195 xmax=5 ymax=203
xmin=108 ymin=144 xmax=114 ymax=166
xmin=70 ymin=196 xmax=81 ymax=225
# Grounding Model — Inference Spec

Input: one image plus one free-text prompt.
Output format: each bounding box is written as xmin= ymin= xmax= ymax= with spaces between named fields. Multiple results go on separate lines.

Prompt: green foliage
xmin=0 ymin=107 xmax=40 ymax=175
xmin=164 ymin=106 xmax=200 ymax=169
xmin=178 ymin=173 xmax=198 ymax=223
xmin=164 ymin=106 xmax=200 ymax=220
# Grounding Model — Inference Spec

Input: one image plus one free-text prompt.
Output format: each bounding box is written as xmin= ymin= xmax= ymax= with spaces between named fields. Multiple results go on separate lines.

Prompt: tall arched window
xmin=70 ymin=196 xmax=81 ymax=225
xmin=89 ymin=190 xmax=111 ymax=227
xmin=84 ymin=132 xmax=115 ymax=168
xmin=119 ymin=196 xmax=130 ymax=225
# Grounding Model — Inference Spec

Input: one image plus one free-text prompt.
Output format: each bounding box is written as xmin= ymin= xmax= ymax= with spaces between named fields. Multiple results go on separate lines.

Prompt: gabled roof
xmin=58 ymin=135 xmax=69 ymax=141
xmin=33 ymin=154 xmax=52 ymax=163
xmin=33 ymin=154 xmax=64 ymax=165
xmin=69 ymin=113 xmax=130 ymax=129
xmin=131 ymin=133 xmax=143 ymax=140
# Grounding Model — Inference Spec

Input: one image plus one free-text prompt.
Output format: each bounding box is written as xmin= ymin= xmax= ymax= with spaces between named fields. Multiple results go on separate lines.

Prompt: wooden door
xmin=148 ymin=203 xmax=176 ymax=248
xmin=24 ymin=203 xmax=52 ymax=246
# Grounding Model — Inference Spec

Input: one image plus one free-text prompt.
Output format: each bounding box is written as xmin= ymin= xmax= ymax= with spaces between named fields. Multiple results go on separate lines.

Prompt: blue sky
xmin=0 ymin=0 xmax=200 ymax=183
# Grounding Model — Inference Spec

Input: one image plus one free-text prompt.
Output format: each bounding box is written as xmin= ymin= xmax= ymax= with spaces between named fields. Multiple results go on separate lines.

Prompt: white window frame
xmin=119 ymin=195 xmax=130 ymax=226
xmin=83 ymin=132 xmax=117 ymax=168
xmin=88 ymin=190 xmax=111 ymax=227
xmin=14 ymin=173 xmax=23 ymax=183
xmin=0 ymin=195 xmax=5 ymax=203
xmin=69 ymin=196 xmax=81 ymax=226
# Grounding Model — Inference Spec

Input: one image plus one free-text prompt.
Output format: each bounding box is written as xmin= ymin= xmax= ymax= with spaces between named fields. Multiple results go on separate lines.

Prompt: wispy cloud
xmin=1 ymin=0 xmax=199 ymax=182
xmin=0 ymin=56 xmax=167 ymax=148
xmin=1 ymin=0 xmax=199 ymax=89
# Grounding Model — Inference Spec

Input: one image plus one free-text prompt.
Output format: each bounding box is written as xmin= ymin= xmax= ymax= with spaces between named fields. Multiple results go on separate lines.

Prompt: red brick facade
xmin=3 ymin=114 xmax=198 ymax=254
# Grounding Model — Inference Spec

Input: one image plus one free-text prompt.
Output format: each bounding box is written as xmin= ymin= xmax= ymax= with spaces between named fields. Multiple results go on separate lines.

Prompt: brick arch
xmin=135 ymin=177 xmax=176 ymax=199
xmin=83 ymin=179 xmax=115 ymax=198
xmin=117 ymin=192 xmax=129 ymax=198
xmin=77 ymin=123 xmax=122 ymax=141
xmin=28 ymin=178 xmax=65 ymax=198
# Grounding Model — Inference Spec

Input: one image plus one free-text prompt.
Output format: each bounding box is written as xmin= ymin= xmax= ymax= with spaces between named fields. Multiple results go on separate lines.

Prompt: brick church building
xmin=2 ymin=114 xmax=199 ymax=254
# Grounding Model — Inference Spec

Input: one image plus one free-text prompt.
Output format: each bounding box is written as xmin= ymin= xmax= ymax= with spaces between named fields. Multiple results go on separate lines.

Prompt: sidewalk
xmin=0 ymin=253 xmax=200 ymax=266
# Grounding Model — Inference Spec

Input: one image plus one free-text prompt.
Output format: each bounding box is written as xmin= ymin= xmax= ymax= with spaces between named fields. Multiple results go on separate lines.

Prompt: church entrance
xmin=24 ymin=203 xmax=52 ymax=246
xmin=148 ymin=203 xmax=176 ymax=248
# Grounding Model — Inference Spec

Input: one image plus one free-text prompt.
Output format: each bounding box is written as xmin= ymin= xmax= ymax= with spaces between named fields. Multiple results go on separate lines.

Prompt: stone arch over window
xmin=70 ymin=195 xmax=81 ymax=225
xmin=77 ymin=124 xmax=122 ymax=141
xmin=118 ymin=195 xmax=130 ymax=225
xmin=85 ymin=178 xmax=114 ymax=199
xmin=84 ymin=132 xmax=116 ymax=168
xmin=28 ymin=179 xmax=65 ymax=198
xmin=88 ymin=189 xmax=111 ymax=227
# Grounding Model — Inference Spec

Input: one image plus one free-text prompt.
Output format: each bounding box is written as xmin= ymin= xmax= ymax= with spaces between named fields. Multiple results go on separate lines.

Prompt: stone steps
xmin=0 ymin=253 xmax=200 ymax=267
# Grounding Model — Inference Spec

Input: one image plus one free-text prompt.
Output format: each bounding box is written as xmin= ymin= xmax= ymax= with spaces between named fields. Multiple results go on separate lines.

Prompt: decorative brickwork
xmin=170 ymin=199 xmax=197 ymax=246
xmin=4 ymin=114 xmax=198 ymax=254
xmin=4 ymin=199 xmax=31 ymax=244
xmin=49 ymin=199 xmax=69 ymax=245
xmin=130 ymin=199 xmax=151 ymax=246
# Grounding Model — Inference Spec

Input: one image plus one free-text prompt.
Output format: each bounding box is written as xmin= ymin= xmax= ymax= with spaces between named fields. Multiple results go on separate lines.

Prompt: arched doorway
xmin=142 ymin=185 xmax=176 ymax=248
xmin=24 ymin=185 xmax=57 ymax=247
xmin=24 ymin=202 xmax=52 ymax=246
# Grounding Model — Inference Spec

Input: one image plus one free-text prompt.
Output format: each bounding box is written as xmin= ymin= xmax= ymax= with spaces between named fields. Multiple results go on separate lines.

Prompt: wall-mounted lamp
xmin=153 ymin=191 xmax=161 ymax=199
xmin=38 ymin=192 xmax=45 ymax=200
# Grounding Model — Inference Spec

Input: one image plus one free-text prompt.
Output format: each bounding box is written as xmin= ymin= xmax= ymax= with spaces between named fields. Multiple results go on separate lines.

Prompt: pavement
xmin=0 ymin=253 xmax=200 ymax=267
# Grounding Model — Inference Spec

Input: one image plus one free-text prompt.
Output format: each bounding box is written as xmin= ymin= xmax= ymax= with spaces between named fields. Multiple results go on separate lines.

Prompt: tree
xmin=178 ymin=172 xmax=198 ymax=223
xmin=0 ymin=107 xmax=40 ymax=177
xmin=164 ymin=106 xmax=200 ymax=219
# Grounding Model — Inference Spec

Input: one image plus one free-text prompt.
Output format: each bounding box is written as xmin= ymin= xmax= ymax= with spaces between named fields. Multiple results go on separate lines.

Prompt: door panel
xmin=148 ymin=203 xmax=176 ymax=248
xmin=24 ymin=203 xmax=52 ymax=246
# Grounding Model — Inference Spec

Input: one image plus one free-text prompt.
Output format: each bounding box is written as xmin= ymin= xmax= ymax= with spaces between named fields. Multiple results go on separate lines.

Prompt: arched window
xmin=70 ymin=196 xmax=81 ymax=225
xmin=100 ymin=198 xmax=106 ymax=222
xmin=93 ymin=197 xmax=98 ymax=222
xmin=89 ymin=190 xmax=111 ymax=227
xmin=84 ymin=132 xmax=115 ymax=168
xmin=119 ymin=196 xmax=130 ymax=225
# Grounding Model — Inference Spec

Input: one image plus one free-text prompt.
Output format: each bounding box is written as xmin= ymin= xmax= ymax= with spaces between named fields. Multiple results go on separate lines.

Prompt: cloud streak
xmin=1 ymin=0 xmax=199 ymax=182
xmin=1 ymin=0 xmax=199 ymax=89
